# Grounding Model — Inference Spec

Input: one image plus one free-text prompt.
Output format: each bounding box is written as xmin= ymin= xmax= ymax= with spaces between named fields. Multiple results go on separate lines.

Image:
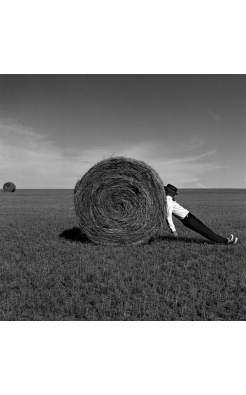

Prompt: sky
xmin=0 ymin=74 xmax=245 ymax=189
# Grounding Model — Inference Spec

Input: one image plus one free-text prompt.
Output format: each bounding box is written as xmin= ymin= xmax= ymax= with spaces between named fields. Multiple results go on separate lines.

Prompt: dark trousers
xmin=182 ymin=212 xmax=227 ymax=244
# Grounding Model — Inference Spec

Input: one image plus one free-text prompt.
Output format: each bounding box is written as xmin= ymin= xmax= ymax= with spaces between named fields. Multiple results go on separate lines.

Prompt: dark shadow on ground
xmin=59 ymin=227 xmax=91 ymax=243
xmin=151 ymin=235 xmax=216 ymax=245
xmin=59 ymin=229 xmax=218 ymax=246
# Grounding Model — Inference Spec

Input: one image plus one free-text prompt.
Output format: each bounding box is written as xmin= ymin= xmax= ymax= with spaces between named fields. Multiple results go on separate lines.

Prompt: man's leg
xmin=182 ymin=213 xmax=227 ymax=243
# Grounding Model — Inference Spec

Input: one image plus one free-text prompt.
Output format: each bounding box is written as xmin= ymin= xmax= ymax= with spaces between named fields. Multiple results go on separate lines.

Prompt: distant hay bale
xmin=3 ymin=182 xmax=16 ymax=192
xmin=74 ymin=157 xmax=166 ymax=246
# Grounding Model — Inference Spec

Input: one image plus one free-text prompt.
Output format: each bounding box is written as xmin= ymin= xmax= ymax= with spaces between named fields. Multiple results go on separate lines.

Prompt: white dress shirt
xmin=166 ymin=195 xmax=189 ymax=232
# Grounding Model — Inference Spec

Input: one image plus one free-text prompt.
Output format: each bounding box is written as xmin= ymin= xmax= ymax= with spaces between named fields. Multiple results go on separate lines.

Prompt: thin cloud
xmin=0 ymin=120 xmax=229 ymax=188
xmin=188 ymin=104 xmax=222 ymax=122
xmin=205 ymin=109 xmax=222 ymax=122
xmin=0 ymin=120 xmax=108 ymax=188
xmin=113 ymin=138 xmax=228 ymax=187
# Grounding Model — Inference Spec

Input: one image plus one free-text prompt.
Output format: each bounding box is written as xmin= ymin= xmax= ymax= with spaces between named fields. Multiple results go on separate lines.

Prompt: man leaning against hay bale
xmin=164 ymin=184 xmax=238 ymax=245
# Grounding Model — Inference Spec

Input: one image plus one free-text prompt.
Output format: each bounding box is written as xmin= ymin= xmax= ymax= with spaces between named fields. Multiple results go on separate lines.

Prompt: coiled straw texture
xmin=3 ymin=182 xmax=16 ymax=192
xmin=74 ymin=157 xmax=166 ymax=245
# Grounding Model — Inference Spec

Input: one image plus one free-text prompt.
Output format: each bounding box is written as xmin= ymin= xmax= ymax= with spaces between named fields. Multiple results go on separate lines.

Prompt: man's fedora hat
xmin=165 ymin=184 xmax=178 ymax=195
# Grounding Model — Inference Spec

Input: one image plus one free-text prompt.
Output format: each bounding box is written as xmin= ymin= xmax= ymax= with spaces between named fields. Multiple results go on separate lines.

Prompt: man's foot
xmin=226 ymin=234 xmax=238 ymax=244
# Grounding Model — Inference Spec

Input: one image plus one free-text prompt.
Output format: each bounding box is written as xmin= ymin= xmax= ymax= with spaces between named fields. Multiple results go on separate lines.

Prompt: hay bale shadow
xmin=152 ymin=235 xmax=214 ymax=245
xmin=59 ymin=227 xmax=91 ymax=243
xmin=59 ymin=229 xmax=214 ymax=246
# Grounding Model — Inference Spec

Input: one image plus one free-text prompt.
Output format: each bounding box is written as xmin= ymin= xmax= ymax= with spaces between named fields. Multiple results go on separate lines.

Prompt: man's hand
xmin=172 ymin=231 xmax=178 ymax=238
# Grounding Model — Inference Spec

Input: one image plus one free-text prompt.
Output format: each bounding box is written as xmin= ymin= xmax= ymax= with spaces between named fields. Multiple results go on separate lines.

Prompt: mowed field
xmin=0 ymin=189 xmax=246 ymax=321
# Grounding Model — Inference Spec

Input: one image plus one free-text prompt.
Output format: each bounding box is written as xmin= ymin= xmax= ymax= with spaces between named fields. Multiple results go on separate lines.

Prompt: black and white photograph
xmin=1 ymin=1 xmax=245 ymax=394
xmin=1 ymin=74 xmax=245 ymax=321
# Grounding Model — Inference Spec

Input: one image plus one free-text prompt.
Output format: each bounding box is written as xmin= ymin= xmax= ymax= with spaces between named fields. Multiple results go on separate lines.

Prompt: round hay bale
xmin=3 ymin=182 xmax=16 ymax=192
xmin=74 ymin=157 xmax=166 ymax=246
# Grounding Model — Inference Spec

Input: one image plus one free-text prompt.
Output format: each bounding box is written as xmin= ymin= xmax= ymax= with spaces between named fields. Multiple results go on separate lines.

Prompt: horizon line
xmin=4 ymin=187 xmax=246 ymax=190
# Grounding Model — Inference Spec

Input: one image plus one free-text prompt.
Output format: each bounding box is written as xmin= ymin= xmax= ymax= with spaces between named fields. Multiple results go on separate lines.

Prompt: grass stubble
xmin=0 ymin=189 xmax=245 ymax=321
